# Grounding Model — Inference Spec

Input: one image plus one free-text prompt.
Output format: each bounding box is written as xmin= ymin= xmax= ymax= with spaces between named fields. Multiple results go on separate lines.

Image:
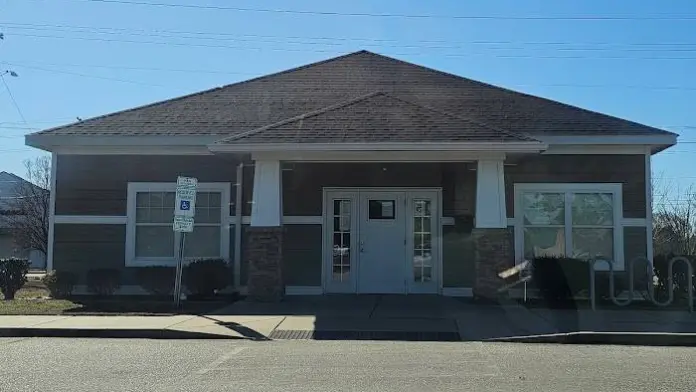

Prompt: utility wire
xmin=0 ymin=73 xmax=27 ymax=123
xmin=5 ymin=23 xmax=696 ymax=52
xmin=11 ymin=32 xmax=696 ymax=60
xmin=67 ymin=0 xmax=696 ymax=21
xmin=6 ymin=60 xmax=696 ymax=92
xmin=3 ymin=21 xmax=696 ymax=47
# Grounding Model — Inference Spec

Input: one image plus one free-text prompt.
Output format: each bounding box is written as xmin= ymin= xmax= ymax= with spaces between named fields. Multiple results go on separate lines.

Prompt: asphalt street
xmin=1 ymin=337 xmax=694 ymax=392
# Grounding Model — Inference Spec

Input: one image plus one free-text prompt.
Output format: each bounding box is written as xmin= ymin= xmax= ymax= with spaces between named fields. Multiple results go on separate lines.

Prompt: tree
xmin=652 ymin=177 xmax=696 ymax=256
xmin=5 ymin=157 xmax=51 ymax=257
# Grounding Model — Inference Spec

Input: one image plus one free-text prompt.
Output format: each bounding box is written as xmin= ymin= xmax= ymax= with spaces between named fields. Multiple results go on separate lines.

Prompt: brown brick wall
xmin=246 ymin=226 xmax=283 ymax=301
xmin=472 ymin=227 xmax=514 ymax=298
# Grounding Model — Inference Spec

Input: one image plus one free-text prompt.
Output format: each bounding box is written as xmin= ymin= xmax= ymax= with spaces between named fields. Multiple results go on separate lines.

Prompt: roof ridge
xmin=31 ymin=50 xmax=376 ymax=137
xmin=380 ymin=93 xmax=540 ymax=142
xmin=216 ymin=91 xmax=386 ymax=143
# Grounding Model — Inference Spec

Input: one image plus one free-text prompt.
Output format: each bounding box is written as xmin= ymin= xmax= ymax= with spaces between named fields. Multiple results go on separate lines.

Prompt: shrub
xmin=42 ymin=270 xmax=78 ymax=299
xmin=531 ymin=256 xmax=589 ymax=305
xmin=0 ymin=258 xmax=30 ymax=300
xmin=653 ymin=254 xmax=696 ymax=302
xmin=136 ymin=266 xmax=175 ymax=296
xmin=86 ymin=268 xmax=121 ymax=296
xmin=183 ymin=258 xmax=231 ymax=298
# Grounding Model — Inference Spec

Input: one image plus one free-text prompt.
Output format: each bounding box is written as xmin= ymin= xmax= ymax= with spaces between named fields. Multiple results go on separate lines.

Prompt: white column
xmin=475 ymin=159 xmax=507 ymax=229
xmin=250 ymin=160 xmax=282 ymax=227
xmin=46 ymin=152 xmax=57 ymax=271
xmin=645 ymin=151 xmax=653 ymax=262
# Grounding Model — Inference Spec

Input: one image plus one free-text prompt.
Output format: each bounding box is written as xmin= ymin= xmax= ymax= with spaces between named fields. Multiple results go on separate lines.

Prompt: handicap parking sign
xmin=180 ymin=200 xmax=191 ymax=211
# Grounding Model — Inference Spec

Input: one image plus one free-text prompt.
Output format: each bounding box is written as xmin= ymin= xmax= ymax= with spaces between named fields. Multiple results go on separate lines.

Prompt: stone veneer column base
xmin=472 ymin=228 xmax=513 ymax=300
xmin=246 ymin=226 xmax=284 ymax=302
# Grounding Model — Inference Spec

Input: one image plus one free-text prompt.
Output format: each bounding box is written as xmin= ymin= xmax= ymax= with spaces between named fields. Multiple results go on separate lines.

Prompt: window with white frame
xmin=516 ymin=184 xmax=622 ymax=266
xmin=126 ymin=183 xmax=230 ymax=266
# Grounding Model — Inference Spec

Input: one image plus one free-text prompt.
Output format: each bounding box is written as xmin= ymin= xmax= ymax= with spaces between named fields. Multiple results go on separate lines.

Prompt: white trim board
xmin=125 ymin=182 xmax=232 ymax=267
xmin=513 ymin=183 xmax=625 ymax=271
xmin=285 ymin=286 xmax=323 ymax=295
xmin=46 ymin=152 xmax=57 ymax=272
xmin=211 ymin=141 xmax=547 ymax=154
xmin=54 ymin=215 xmax=128 ymax=224
xmin=442 ymin=287 xmax=473 ymax=297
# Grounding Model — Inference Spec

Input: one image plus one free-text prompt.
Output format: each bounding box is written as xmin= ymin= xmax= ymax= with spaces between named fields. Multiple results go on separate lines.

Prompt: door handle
xmin=359 ymin=240 xmax=365 ymax=253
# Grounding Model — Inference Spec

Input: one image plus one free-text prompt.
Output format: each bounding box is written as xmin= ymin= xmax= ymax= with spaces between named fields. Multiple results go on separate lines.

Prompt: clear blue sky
xmin=1 ymin=0 xmax=695 ymax=203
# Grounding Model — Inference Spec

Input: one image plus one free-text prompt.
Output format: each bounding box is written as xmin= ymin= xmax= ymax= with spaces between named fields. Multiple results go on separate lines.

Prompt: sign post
xmin=173 ymin=176 xmax=197 ymax=308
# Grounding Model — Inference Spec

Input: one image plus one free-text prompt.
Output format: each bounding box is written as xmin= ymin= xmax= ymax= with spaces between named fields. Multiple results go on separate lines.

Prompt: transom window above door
xmin=514 ymin=183 xmax=623 ymax=269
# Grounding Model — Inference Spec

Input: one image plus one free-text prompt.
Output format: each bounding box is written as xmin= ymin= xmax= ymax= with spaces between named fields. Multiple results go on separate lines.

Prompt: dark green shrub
xmin=136 ymin=266 xmax=175 ymax=296
xmin=183 ymin=258 xmax=231 ymax=298
xmin=86 ymin=268 xmax=121 ymax=296
xmin=42 ymin=270 xmax=78 ymax=299
xmin=653 ymin=254 xmax=696 ymax=302
xmin=0 ymin=258 xmax=30 ymax=300
xmin=531 ymin=257 xmax=589 ymax=305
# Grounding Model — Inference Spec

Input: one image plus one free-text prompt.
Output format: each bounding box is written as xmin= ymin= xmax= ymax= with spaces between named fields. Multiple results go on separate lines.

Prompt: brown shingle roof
xmin=218 ymin=92 xmax=537 ymax=144
xmin=29 ymin=50 xmax=674 ymax=139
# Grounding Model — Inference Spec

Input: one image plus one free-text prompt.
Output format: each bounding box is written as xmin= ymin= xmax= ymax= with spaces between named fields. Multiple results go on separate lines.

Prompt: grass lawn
xmin=0 ymin=281 xmax=235 ymax=316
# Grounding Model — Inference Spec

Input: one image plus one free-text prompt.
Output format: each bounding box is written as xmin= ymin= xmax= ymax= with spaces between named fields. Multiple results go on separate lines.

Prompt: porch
xmin=241 ymin=158 xmax=513 ymax=301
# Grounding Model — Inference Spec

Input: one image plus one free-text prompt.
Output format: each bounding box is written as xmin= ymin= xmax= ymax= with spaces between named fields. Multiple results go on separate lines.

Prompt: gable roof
xmin=217 ymin=92 xmax=538 ymax=145
xmin=0 ymin=171 xmax=29 ymax=211
xmin=28 ymin=50 xmax=675 ymax=143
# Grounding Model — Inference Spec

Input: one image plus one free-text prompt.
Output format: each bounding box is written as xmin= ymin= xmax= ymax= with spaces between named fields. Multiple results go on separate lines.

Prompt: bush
xmin=531 ymin=257 xmax=589 ymax=305
xmin=42 ymin=270 xmax=78 ymax=299
xmin=136 ymin=266 xmax=175 ymax=296
xmin=653 ymin=254 xmax=696 ymax=302
xmin=0 ymin=258 xmax=30 ymax=300
xmin=86 ymin=268 xmax=121 ymax=296
xmin=183 ymin=258 xmax=231 ymax=298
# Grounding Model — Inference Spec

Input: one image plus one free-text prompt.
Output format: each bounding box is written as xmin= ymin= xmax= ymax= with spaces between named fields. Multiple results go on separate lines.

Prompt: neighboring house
xmin=25 ymin=51 xmax=676 ymax=299
xmin=0 ymin=171 xmax=46 ymax=269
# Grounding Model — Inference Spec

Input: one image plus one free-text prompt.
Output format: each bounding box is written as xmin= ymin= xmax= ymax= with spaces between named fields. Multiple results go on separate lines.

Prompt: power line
xmin=4 ymin=21 xmax=696 ymax=47
xmin=5 ymin=23 xmax=696 ymax=52
xmin=5 ymin=62 xmax=175 ymax=87
xmin=67 ymin=0 xmax=696 ymax=21
xmin=11 ymin=32 xmax=696 ymax=61
xmin=0 ymin=73 xmax=27 ymax=123
xmin=6 ymin=60 xmax=696 ymax=92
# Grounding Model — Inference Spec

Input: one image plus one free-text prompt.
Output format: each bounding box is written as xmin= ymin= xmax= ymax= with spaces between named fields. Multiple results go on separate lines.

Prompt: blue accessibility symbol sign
xmin=180 ymin=200 xmax=191 ymax=211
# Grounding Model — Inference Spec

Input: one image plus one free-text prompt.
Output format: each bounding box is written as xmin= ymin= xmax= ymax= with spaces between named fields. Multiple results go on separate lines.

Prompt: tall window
xmin=127 ymin=183 xmax=230 ymax=266
xmin=517 ymin=184 xmax=621 ymax=266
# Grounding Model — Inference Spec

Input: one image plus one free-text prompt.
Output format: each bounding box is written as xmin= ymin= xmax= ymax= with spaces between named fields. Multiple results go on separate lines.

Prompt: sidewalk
xmin=1 ymin=297 xmax=695 ymax=345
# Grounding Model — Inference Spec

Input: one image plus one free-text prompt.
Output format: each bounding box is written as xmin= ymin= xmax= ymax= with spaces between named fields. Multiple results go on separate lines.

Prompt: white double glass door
xmin=324 ymin=189 xmax=439 ymax=294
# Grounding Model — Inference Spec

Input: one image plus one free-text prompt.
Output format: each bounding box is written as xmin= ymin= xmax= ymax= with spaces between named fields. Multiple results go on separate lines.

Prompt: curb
xmin=487 ymin=332 xmax=696 ymax=346
xmin=0 ymin=328 xmax=245 ymax=340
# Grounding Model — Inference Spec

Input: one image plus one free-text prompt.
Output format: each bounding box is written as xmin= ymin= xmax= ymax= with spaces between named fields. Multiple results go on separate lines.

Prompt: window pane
xmin=368 ymin=200 xmax=395 ymax=220
xmin=184 ymin=226 xmax=221 ymax=258
xmin=208 ymin=192 xmax=221 ymax=208
xmin=149 ymin=208 xmax=171 ymax=224
xmin=414 ymin=200 xmax=431 ymax=217
xmin=572 ymin=193 xmax=613 ymax=225
xmin=572 ymin=228 xmax=613 ymax=261
xmin=331 ymin=199 xmax=351 ymax=283
xmin=163 ymin=192 xmax=175 ymax=208
xmin=522 ymin=193 xmax=565 ymax=225
xmin=196 ymin=192 xmax=209 ymax=208
xmin=135 ymin=207 xmax=149 ymax=223
xmin=136 ymin=193 xmax=149 ymax=207
xmin=135 ymin=226 xmax=174 ymax=257
xmin=150 ymin=192 xmax=164 ymax=208
xmin=524 ymin=227 xmax=565 ymax=259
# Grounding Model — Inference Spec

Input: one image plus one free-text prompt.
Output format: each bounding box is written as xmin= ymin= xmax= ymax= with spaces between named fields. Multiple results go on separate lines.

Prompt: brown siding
xmin=505 ymin=155 xmax=646 ymax=219
xmin=53 ymin=224 xmax=132 ymax=283
xmin=283 ymin=225 xmax=323 ymax=286
xmin=624 ymin=226 xmax=648 ymax=263
xmin=55 ymin=155 xmax=246 ymax=215
xmin=283 ymin=162 xmax=476 ymax=216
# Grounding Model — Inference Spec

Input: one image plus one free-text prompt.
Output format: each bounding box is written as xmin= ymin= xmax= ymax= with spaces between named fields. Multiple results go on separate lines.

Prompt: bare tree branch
xmin=5 ymin=157 xmax=51 ymax=256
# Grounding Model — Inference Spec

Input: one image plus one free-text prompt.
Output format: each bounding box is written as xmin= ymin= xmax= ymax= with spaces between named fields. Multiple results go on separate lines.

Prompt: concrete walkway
xmin=2 ymin=296 xmax=695 ymax=344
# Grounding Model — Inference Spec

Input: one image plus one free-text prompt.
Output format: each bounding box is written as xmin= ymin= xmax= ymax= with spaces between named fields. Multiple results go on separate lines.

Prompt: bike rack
xmin=589 ymin=256 xmax=693 ymax=312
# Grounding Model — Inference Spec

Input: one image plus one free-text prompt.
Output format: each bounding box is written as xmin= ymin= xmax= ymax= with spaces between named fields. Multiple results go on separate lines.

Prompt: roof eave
xmin=208 ymin=141 xmax=548 ymax=153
